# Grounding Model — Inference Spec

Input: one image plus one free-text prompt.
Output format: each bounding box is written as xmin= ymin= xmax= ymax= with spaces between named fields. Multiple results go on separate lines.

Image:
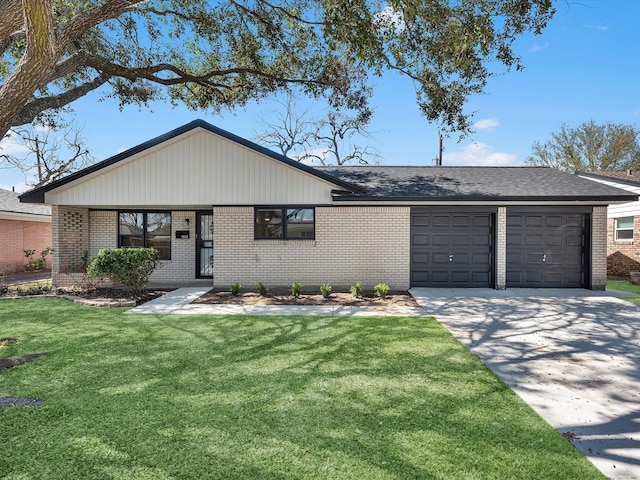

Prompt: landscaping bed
xmin=192 ymin=287 xmax=419 ymax=307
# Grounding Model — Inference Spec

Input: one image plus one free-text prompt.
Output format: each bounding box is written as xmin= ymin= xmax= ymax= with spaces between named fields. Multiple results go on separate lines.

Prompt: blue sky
xmin=2 ymin=0 xmax=639 ymax=192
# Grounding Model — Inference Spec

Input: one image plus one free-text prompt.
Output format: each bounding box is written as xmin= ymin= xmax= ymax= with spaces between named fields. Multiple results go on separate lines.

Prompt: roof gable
xmin=20 ymin=120 xmax=364 ymax=206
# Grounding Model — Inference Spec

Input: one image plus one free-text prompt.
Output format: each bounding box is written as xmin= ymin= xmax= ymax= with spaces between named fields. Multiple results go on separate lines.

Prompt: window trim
xmin=254 ymin=207 xmax=315 ymax=240
xmin=614 ymin=216 xmax=634 ymax=242
xmin=118 ymin=210 xmax=172 ymax=260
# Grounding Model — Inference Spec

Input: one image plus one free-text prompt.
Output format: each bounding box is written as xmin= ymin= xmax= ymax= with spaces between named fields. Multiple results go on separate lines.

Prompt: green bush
xmin=291 ymin=281 xmax=303 ymax=298
xmin=373 ymin=282 xmax=390 ymax=299
xmin=87 ymin=248 xmax=161 ymax=297
xmin=256 ymin=282 xmax=269 ymax=296
xmin=350 ymin=281 xmax=363 ymax=298
xmin=229 ymin=282 xmax=242 ymax=295
xmin=319 ymin=284 xmax=332 ymax=298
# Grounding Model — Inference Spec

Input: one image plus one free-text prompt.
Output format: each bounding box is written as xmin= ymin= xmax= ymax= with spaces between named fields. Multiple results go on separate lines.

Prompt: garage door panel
xmin=507 ymin=211 xmax=586 ymax=288
xmin=411 ymin=209 xmax=494 ymax=287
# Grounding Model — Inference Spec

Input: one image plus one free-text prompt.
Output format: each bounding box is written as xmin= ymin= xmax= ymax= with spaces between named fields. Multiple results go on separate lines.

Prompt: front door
xmin=196 ymin=212 xmax=214 ymax=278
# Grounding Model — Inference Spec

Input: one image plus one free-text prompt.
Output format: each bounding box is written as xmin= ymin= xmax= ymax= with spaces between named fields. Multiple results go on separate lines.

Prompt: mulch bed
xmin=55 ymin=288 xmax=174 ymax=306
xmin=192 ymin=287 xmax=420 ymax=307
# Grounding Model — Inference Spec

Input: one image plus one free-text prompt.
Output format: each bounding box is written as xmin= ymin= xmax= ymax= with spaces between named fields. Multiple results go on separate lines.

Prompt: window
xmin=255 ymin=207 xmax=314 ymax=240
xmin=119 ymin=211 xmax=171 ymax=259
xmin=615 ymin=217 xmax=634 ymax=241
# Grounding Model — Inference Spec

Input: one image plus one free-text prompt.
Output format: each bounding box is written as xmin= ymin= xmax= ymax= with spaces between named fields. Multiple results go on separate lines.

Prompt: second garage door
xmin=506 ymin=209 xmax=588 ymax=288
xmin=411 ymin=208 xmax=494 ymax=287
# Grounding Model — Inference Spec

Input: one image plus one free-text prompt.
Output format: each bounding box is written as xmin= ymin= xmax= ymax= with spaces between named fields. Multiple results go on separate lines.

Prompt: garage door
xmin=411 ymin=208 xmax=494 ymax=287
xmin=506 ymin=210 xmax=587 ymax=288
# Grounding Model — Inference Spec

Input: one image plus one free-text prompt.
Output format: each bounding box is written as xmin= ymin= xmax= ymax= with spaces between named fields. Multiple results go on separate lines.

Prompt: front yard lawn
xmin=608 ymin=279 xmax=640 ymax=306
xmin=0 ymin=298 xmax=604 ymax=479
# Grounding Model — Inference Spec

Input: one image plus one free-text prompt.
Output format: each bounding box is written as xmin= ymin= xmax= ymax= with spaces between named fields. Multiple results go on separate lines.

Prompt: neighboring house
xmin=20 ymin=120 xmax=637 ymax=290
xmin=578 ymin=171 xmax=640 ymax=278
xmin=0 ymin=188 xmax=52 ymax=274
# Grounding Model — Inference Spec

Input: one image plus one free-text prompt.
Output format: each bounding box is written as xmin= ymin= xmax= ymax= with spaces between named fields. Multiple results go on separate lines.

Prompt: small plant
xmin=350 ymin=281 xmax=363 ymax=298
xmin=24 ymin=247 xmax=53 ymax=271
xmin=373 ymin=282 xmax=390 ymax=299
xmin=229 ymin=282 xmax=242 ymax=296
xmin=320 ymin=284 xmax=332 ymax=298
xmin=256 ymin=282 xmax=269 ymax=296
xmin=291 ymin=281 xmax=303 ymax=298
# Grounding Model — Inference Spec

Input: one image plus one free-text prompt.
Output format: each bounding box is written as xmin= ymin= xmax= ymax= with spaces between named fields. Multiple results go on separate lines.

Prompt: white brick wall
xmin=591 ymin=206 xmax=608 ymax=290
xmin=213 ymin=206 xmax=411 ymax=290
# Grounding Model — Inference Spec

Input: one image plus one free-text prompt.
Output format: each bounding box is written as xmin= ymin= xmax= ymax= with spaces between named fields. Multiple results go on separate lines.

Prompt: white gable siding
xmin=577 ymin=175 xmax=640 ymax=218
xmin=44 ymin=128 xmax=335 ymax=207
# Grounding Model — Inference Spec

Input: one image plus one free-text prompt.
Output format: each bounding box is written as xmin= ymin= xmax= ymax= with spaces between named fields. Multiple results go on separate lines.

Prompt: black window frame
xmin=118 ymin=211 xmax=172 ymax=260
xmin=254 ymin=207 xmax=315 ymax=240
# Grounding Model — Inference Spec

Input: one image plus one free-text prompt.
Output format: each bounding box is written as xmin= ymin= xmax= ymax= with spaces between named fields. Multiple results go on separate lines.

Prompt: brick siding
xmin=607 ymin=216 xmax=640 ymax=277
xmin=0 ymin=219 xmax=51 ymax=273
xmin=213 ymin=206 xmax=411 ymax=290
xmin=591 ymin=207 xmax=608 ymax=289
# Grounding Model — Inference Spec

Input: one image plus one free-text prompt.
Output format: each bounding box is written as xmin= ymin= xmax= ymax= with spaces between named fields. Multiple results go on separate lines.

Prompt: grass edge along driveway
xmin=0 ymin=298 xmax=604 ymax=479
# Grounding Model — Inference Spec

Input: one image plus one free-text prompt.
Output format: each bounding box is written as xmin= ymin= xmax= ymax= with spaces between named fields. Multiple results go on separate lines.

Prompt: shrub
xmin=256 ymin=282 xmax=269 ymax=296
xmin=87 ymin=248 xmax=161 ymax=297
xmin=229 ymin=282 xmax=242 ymax=295
xmin=373 ymin=282 xmax=390 ymax=299
xmin=291 ymin=281 xmax=303 ymax=298
xmin=320 ymin=284 xmax=332 ymax=298
xmin=350 ymin=281 xmax=363 ymax=298
xmin=24 ymin=247 xmax=53 ymax=271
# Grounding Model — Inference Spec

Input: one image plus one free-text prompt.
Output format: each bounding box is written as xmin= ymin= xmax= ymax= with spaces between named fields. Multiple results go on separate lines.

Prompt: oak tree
xmin=0 ymin=0 xmax=555 ymax=143
xmin=526 ymin=121 xmax=640 ymax=172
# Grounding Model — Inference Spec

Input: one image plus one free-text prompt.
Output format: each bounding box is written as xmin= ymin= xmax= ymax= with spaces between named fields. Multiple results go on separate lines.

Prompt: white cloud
xmin=0 ymin=134 xmax=30 ymax=156
xmin=529 ymin=42 xmax=549 ymax=52
xmin=442 ymin=142 xmax=520 ymax=166
xmin=586 ymin=24 xmax=609 ymax=31
xmin=473 ymin=118 xmax=500 ymax=131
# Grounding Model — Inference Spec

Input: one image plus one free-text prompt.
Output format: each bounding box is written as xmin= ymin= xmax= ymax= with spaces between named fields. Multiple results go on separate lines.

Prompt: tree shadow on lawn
xmin=0 ymin=302 xmax=602 ymax=478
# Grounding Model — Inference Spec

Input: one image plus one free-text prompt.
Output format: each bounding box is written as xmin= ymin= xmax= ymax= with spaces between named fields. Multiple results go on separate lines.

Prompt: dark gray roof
xmin=0 ymin=189 xmax=51 ymax=216
xmin=318 ymin=166 xmax=638 ymax=201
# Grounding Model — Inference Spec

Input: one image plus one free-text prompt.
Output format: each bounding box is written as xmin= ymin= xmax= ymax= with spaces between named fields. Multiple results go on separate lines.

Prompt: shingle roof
xmin=578 ymin=171 xmax=640 ymax=188
xmin=317 ymin=166 xmax=638 ymax=201
xmin=0 ymin=189 xmax=51 ymax=216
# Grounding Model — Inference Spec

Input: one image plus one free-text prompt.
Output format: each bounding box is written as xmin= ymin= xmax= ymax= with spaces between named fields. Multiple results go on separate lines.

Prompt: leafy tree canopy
xmin=526 ymin=120 xmax=640 ymax=173
xmin=0 ymin=0 xmax=555 ymax=142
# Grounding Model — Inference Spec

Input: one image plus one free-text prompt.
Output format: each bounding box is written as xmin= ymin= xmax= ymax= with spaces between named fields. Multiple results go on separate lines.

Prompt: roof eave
xmin=331 ymin=194 xmax=640 ymax=203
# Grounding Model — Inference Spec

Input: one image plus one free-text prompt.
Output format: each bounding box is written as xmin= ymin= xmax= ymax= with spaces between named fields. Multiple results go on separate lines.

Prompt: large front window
xmin=615 ymin=217 xmax=634 ymax=241
xmin=119 ymin=211 xmax=171 ymax=259
xmin=255 ymin=208 xmax=315 ymax=240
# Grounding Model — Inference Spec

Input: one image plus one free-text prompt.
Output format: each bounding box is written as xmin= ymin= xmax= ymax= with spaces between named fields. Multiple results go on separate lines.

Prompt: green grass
xmin=0 ymin=298 xmax=604 ymax=479
xmin=607 ymin=279 xmax=640 ymax=305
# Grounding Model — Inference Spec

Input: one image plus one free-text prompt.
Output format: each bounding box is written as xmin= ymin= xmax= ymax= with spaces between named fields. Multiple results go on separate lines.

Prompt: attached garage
xmin=411 ymin=207 xmax=495 ymax=287
xmin=506 ymin=207 xmax=589 ymax=288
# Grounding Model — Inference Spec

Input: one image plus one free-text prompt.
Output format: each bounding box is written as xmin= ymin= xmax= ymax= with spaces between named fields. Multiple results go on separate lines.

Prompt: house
xmin=19 ymin=120 xmax=637 ymax=290
xmin=0 ymin=188 xmax=52 ymax=274
xmin=578 ymin=171 xmax=640 ymax=278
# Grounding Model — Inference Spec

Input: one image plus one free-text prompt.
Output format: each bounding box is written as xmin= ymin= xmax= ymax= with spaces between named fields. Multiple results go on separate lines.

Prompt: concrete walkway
xmin=125 ymin=287 xmax=426 ymax=316
xmin=410 ymin=288 xmax=640 ymax=480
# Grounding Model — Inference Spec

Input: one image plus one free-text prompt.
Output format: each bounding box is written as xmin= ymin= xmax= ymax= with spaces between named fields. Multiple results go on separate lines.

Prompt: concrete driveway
xmin=409 ymin=288 xmax=640 ymax=480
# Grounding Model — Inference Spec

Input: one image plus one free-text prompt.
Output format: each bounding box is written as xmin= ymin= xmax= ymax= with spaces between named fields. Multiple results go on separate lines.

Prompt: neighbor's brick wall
xmin=607 ymin=216 xmax=640 ymax=277
xmin=213 ymin=206 xmax=411 ymax=290
xmin=0 ymin=219 xmax=51 ymax=273
xmin=591 ymin=207 xmax=608 ymax=290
